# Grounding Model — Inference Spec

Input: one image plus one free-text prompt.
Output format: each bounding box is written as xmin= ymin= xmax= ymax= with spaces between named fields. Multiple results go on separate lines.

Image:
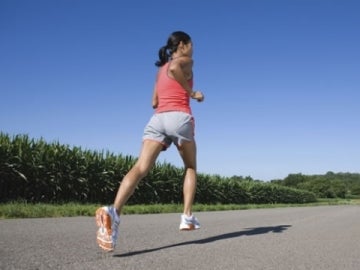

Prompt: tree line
xmin=271 ymin=172 xmax=360 ymax=198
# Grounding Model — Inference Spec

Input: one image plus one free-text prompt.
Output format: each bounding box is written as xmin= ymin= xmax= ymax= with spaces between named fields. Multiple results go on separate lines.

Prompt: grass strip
xmin=0 ymin=199 xmax=359 ymax=219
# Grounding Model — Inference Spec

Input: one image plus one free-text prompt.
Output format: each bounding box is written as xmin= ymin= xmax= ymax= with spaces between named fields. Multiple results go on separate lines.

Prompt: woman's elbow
xmin=152 ymin=100 xmax=158 ymax=109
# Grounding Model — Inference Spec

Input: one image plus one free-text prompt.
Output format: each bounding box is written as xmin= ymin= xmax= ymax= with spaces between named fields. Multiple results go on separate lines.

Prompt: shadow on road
xmin=115 ymin=225 xmax=291 ymax=257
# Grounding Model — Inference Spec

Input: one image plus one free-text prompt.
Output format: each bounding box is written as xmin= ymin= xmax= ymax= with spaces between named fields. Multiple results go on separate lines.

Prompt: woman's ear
xmin=178 ymin=41 xmax=185 ymax=50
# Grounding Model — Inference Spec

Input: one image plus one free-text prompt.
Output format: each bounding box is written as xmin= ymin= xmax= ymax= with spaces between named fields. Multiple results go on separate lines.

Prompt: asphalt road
xmin=1 ymin=205 xmax=359 ymax=270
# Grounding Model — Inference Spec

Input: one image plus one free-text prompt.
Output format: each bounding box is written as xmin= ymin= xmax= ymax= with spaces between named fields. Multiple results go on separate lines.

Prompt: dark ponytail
xmin=155 ymin=31 xmax=191 ymax=67
xmin=155 ymin=45 xmax=170 ymax=67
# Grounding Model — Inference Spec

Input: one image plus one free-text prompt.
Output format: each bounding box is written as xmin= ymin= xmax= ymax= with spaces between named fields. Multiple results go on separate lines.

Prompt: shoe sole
xmin=95 ymin=207 xmax=114 ymax=252
xmin=179 ymin=224 xmax=200 ymax=231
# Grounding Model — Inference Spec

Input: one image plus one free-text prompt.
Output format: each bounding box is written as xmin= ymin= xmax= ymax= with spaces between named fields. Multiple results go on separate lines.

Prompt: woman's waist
xmin=155 ymin=104 xmax=192 ymax=115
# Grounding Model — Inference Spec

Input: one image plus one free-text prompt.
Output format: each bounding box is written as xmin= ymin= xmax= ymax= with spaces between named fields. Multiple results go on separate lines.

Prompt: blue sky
xmin=1 ymin=0 xmax=359 ymax=181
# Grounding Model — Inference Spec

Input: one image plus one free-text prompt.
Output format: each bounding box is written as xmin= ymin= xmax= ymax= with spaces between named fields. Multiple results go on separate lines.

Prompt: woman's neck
xmin=171 ymin=53 xmax=190 ymax=60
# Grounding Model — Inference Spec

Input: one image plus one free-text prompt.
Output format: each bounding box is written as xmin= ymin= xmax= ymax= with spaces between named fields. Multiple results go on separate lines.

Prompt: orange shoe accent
xmin=96 ymin=208 xmax=112 ymax=234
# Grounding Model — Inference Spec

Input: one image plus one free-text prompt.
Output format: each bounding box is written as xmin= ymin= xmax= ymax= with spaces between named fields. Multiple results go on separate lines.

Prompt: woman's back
xmin=155 ymin=60 xmax=193 ymax=114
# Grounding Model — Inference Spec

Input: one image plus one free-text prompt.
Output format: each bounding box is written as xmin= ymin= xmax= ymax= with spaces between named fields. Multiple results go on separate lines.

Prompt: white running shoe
xmin=95 ymin=206 xmax=120 ymax=251
xmin=179 ymin=214 xmax=201 ymax=231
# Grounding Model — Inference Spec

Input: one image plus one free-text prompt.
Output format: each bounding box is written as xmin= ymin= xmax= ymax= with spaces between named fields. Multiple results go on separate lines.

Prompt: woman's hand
xmin=191 ymin=91 xmax=205 ymax=102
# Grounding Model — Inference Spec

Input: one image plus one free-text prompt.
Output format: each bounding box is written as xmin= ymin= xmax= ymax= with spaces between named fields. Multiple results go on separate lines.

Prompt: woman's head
xmin=155 ymin=31 xmax=192 ymax=67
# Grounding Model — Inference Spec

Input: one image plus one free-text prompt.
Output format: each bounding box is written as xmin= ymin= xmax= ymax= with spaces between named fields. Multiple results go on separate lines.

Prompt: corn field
xmin=0 ymin=133 xmax=316 ymax=204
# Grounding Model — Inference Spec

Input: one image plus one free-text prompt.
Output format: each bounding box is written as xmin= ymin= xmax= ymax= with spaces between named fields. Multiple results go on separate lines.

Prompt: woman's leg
xmin=178 ymin=139 xmax=197 ymax=216
xmin=113 ymin=140 xmax=163 ymax=214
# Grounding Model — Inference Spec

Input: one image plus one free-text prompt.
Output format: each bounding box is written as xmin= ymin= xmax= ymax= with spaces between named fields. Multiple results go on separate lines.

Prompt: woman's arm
xmin=152 ymin=83 xmax=158 ymax=109
xmin=169 ymin=57 xmax=204 ymax=102
xmin=168 ymin=57 xmax=193 ymax=96
xmin=151 ymin=71 xmax=160 ymax=109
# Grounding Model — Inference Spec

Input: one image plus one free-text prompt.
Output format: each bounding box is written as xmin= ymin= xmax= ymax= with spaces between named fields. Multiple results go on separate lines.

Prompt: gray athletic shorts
xmin=143 ymin=111 xmax=195 ymax=150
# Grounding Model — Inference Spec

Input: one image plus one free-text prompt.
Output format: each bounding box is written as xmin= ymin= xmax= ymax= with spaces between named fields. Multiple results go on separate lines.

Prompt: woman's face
xmin=180 ymin=41 xmax=193 ymax=57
